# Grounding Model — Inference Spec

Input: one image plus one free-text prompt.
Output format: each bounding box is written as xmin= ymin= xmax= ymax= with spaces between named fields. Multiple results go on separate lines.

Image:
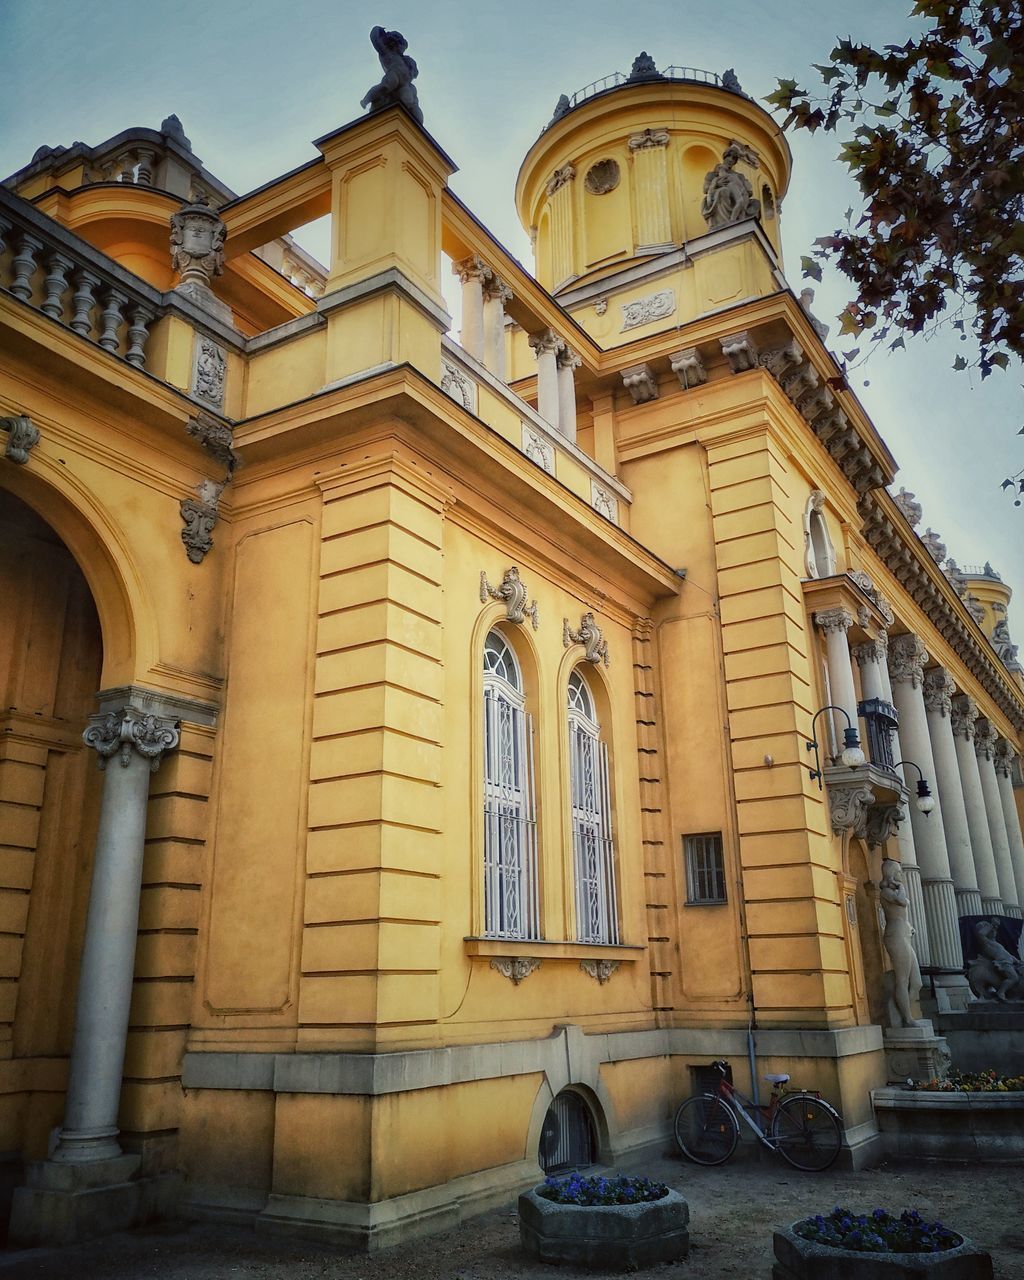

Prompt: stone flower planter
xmin=518 ymin=1184 xmax=689 ymax=1269
xmin=773 ymin=1223 xmax=992 ymax=1279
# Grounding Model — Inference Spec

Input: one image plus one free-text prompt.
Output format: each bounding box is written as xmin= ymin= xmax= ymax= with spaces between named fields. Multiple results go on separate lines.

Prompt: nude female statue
xmin=360 ymin=26 xmax=423 ymax=125
xmin=879 ymin=858 xmax=924 ymax=1028
xmin=700 ymin=142 xmax=761 ymax=229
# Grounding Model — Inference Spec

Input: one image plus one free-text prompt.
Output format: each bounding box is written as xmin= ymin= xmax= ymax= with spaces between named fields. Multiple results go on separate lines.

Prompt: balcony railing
xmin=858 ymin=697 xmax=899 ymax=771
xmin=0 ymin=186 xmax=163 ymax=369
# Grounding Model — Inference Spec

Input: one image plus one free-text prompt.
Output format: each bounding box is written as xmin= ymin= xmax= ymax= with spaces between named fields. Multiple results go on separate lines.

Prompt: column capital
xmin=83 ymin=705 xmax=180 ymax=773
xmin=995 ymin=738 xmax=1017 ymax=779
xmin=814 ymin=607 xmax=854 ymax=636
xmin=975 ymin=719 xmax=999 ymax=762
xmin=923 ymin=667 xmax=955 ymax=717
xmin=529 ymin=327 xmax=564 ymax=357
xmin=852 ymin=633 xmax=888 ymax=667
xmin=888 ymin=633 xmax=929 ymax=689
xmin=452 ymin=254 xmax=492 ymax=286
xmin=628 ymin=128 xmax=670 ymax=151
xmin=556 ymin=345 xmax=582 ymax=370
xmin=950 ymin=694 xmax=979 ymax=741
xmin=482 ymin=275 xmax=512 ymax=304
xmin=546 ymin=163 xmax=576 ymax=196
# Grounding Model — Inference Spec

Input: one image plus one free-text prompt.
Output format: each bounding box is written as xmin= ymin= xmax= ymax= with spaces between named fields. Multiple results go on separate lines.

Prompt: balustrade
xmin=0 ymin=188 xmax=160 ymax=369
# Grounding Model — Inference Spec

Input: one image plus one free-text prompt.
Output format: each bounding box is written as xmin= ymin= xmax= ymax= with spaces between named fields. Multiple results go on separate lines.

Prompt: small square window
xmin=684 ymin=833 xmax=727 ymax=905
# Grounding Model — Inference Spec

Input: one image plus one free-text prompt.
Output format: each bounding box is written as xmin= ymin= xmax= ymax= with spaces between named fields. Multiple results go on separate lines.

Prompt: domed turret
xmin=516 ymin=55 xmax=791 ymax=312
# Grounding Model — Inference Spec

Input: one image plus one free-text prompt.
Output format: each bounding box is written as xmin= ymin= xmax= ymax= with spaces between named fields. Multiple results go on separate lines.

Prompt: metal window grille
xmin=539 ymin=1091 xmax=597 ymax=1173
xmin=483 ymin=633 xmax=540 ymax=940
xmin=684 ymin=833 xmax=727 ymax=905
xmin=568 ymin=672 xmax=619 ymax=944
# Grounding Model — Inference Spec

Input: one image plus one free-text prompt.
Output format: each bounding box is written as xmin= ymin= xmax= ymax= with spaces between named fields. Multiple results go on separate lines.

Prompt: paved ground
xmin=2 ymin=1153 xmax=1021 ymax=1278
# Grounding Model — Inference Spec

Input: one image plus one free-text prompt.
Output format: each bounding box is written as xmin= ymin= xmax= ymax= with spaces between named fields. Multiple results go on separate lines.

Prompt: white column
xmin=556 ymin=345 xmax=581 ymax=443
xmin=482 ymin=277 xmax=512 ymax=381
xmin=814 ymin=608 xmax=859 ymax=750
xmin=52 ymin=702 xmax=180 ymax=1164
xmin=887 ymin=635 xmax=963 ymax=976
xmin=853 ymin=635 xmax=930 ymax=964
xmin=923 ymin=668 xmax=982 ymax=915
xmin=529 ymin=328 xmax=562 ymax=428
xmin=950 ymin=695 xmax=1003 ymax=914
xmin=453 ymin=254 xmax=489 ymax=361
xmin=995 ymin=740 xmax=1024 ymax=916
xmin=975 ymin=721 xmax=1020 ymax=916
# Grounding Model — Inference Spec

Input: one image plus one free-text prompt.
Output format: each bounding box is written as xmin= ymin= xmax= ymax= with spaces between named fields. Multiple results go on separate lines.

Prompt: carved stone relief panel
xmin=621 ymin=289 xmax=675 ymax=332
xmin=522 ymin=424 xmax=555 ymax=474
xmin=191 ymin=335 xmax=226 ymax=409
xmin=590 ymin=480 xmax=618 ymax=525
xmin=584 ymin=159 xmax=620 ymax=195
xmin=440 ymin=359 xmax=478 ymax=414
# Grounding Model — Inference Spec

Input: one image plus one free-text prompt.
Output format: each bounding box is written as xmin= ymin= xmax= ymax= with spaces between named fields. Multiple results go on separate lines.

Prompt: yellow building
xmin=3 ymin=43 xmax=1024 ymax=1249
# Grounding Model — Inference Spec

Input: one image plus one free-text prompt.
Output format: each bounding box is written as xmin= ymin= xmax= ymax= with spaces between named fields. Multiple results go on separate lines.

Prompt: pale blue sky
xmin=2 ymin=0 xmax=1021 ymax=604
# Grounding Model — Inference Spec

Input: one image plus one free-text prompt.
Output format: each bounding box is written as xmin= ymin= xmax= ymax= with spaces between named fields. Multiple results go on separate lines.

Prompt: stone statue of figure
xmin=967 ymin=919 xmax=1024 ymax=1001
xmin=360 ymin=26 xmax=423 ymax=125
xmin=701 ymin=142 xmax=761 ymax=230
xmin=879 ymin=859 xmax=924 ymax=1028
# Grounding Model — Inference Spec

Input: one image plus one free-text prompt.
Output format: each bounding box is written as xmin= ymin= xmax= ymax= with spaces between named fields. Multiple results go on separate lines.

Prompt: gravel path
xmin=2 ymin=1154 xmax=1020 ymax=1278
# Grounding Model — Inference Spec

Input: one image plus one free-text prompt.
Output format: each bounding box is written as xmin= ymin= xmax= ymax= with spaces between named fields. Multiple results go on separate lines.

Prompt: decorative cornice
xmin=888 ymin=633 xmax=929 ymax=689
xmin=950 ymin=694 xmax=979 ymax=741
xmin=83 ymin=704 xmax=180 ymax=772
xmin=922 ymin=668 xmax=955 ymax=717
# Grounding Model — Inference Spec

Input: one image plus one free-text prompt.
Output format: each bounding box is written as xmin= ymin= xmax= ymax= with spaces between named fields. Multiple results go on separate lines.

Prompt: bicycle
xmin=673 ymin=1059 xmax=843 ymax=1172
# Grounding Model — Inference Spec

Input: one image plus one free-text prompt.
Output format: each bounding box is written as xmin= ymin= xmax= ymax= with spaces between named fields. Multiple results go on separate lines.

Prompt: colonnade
xmin=816 ymin=608 xmax=1024 ymax=985
xmin=452 ymin=255 xmax=581 ymax=443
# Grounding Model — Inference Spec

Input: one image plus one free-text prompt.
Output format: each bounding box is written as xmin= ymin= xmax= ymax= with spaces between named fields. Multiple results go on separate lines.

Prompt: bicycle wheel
xmin=673 ymin=1093 xmax=739 ymax=1166
xmin=770 ymin=1094 xmax=842 ymax=1171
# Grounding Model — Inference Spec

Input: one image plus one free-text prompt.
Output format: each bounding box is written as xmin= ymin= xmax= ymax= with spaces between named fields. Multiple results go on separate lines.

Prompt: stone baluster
xmin=853 ymin=634 xmax=930 ymax=963
xmin=9 ymin=231 xmax=42 ymax=302
xmin=975 ymin=721 xmax=1020 ymax=916
xmin=98 ymin=288 xmax=128 ymax=353
xmin=923 ymin=668 xmax=982 ymax=916
xmin=994 ymin=741 xmax=1024 ymax=916
xmin=125 ymin=305 xmax=151 ymax=369
xmin=950 ymin=695 xmax=1004 ymax=915
xmin=117 ymin=152 xmax=137 ymax=183
xmin=40 ymin=250 xmax=73 ymax=321
xmin=69 ymin=268 xmax=101 ymax=337
xmin=135 ymin=148 xmax=156 ymax=186
xmin=628 ymin=129 xmax=672 ymax=249
xmin=887 ymin=635 xmax=964 ymax=981
xmin=556 ymin=345 xmax=582 ymax=443
xmin=529 ymin=328 xmax=563 ymax=428
xmin=482 ymin=276 xmax=512 ymax=381
xmin=813 ymin=608 xmax=859 ymax=749
xmin=50 ymin=700 xmax=180 ymax=1164
xmin=453 ymin=254 xmax=490 ymax=362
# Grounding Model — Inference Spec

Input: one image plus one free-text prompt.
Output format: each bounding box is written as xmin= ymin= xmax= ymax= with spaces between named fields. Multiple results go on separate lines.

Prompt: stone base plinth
xmin=936 ymin=1005 xmax=1024 ymax=1075
xmin=882 ymin=1023 xmax=951 ymax=1084
xmin=9 ymin=1154 xmax=180 ymax=1246
xmin=873 ymin=1087 xmax=1024 ymax=1162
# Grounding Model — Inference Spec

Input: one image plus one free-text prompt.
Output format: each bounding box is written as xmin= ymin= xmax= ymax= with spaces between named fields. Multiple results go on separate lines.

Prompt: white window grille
xmin=568 ymin=670 xmax=619 ymax=944
xmin=684 ymin=833 xmax=727 ymax=904
xmin=483 ymin=631 xmax=540 ymax=939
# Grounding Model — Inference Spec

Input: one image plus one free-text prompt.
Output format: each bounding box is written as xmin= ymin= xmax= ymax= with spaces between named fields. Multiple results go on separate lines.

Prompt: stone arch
xmin=803 ymin=490 xmax=837 ymax=579
xmin=0 ymin=455 xmax=154 ymax=688
xmin=526 ymin=1064 xmax=617 ymax=1169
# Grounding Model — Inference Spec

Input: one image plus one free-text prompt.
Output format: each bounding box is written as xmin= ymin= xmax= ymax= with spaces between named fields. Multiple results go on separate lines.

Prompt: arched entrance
xmin=539 ymin=1089 xmax=598 ymax=1173
xmin=0 ymin=490 xmax=105 ymax=1181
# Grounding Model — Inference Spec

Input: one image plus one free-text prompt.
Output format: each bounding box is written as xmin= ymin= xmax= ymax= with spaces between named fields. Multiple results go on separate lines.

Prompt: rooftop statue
xmin=721 ymin=67 xmax=743 ymax=93
xmin=701 ymin=141 xmax=760 ymax=230
xmin=799 ymin=287 xmax=829 ymax=341
xmin=893 ymin=486 xmax=922 ymax=528
xmin=549 ymin=94 xmax=571 ymax=125
xmin=920 ymin=527 xmax=946 ymax=564
xmin=627 ymin=51 xmax=663 ymax=82
xmin=360 ymin=26 xmax=422 ymax=126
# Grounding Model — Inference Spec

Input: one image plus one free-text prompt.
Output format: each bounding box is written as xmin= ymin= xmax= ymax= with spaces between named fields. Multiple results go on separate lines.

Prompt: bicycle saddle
xmin=763 ymin=1072 xmax=790 ymax=1084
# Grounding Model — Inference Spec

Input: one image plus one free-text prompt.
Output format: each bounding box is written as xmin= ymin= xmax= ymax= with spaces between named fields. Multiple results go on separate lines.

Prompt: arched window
xmin=567 ymin=670 xmax=619 ymax=944
xmin=483 ymin=630 xmax=539 ymax=939
xmin=804 ymin=491 xmax=837 ymax=578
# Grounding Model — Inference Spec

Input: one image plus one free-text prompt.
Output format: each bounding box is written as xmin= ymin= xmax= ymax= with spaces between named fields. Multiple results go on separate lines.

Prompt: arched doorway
xmin=539 ymin=1089 xmax=598 ymax=1173
xmin=0 ymin=489 xmax=104 ymax=1167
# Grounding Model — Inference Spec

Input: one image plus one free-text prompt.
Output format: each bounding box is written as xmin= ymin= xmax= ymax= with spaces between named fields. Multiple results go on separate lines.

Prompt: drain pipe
xmin=735 ymin=866 xmax=761 ymax=1112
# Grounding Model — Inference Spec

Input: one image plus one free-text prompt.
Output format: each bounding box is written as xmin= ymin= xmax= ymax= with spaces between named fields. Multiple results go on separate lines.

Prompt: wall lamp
xmin=889 ymin=760 xmax=937 ymax=815
xmin=805 ymin=705 xmax=865 ymax=788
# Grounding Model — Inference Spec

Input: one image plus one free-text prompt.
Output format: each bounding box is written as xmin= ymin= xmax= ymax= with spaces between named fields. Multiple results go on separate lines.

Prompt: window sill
xmin=464 ymin=938 xmax=643 ymax=962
